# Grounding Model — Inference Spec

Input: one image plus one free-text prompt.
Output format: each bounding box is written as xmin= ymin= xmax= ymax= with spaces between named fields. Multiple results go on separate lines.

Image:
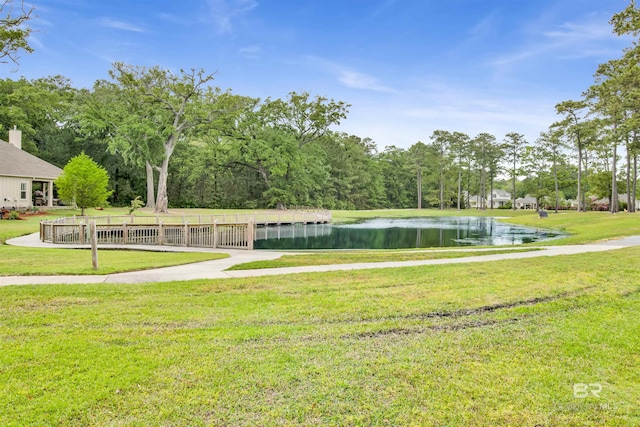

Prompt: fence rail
xmin=42 ymin=222 xmax=254 ymax=249
xmin=39 ymin=210 xmax=331 ymax=250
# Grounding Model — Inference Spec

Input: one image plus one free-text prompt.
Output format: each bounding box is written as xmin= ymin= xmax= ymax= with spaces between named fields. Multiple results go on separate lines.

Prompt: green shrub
xmin=128 ymin=196 xmax=145 ymax=215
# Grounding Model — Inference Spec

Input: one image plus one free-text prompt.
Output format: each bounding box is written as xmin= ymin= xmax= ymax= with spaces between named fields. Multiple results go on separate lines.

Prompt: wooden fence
xmin=39 ymin=210 xmax=331 ymax=250
xmin=40 ymin=221 xmax=254 ymax=249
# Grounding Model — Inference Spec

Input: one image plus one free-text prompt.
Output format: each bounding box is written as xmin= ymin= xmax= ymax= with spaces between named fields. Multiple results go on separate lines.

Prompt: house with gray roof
xmin=466 ymin=189 xmax=512 ymax=209
xmin=0 ymin=127 xmax=62 ymax=210
xmin=618 ymin=194 xmax=640 ymax=210
xmin=515 ymin=195 xmax=538 ymax=210
xmin=489 ymin=189 xmax=511 ymax=208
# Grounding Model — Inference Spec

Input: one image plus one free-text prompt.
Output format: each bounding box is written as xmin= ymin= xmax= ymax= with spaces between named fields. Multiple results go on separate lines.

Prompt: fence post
xmin=52 ymin=225 xmax=58 ymax=244
xmin=158 ymin=222 xmax=164 ymax=245
xmin=79 ymin=223 xmax=85 ymax=244
xmin=184 ymin=223 xmax=189 ymax=247
xmin=213 ymin=221 xmax=218 ymax=248
xmin=247 ymin=221 xmax=254 ymax=250
xmin=123 ymin=223 xmax=128 ymax=244
xmin=90 ymin=220 xmax=98 ymax=270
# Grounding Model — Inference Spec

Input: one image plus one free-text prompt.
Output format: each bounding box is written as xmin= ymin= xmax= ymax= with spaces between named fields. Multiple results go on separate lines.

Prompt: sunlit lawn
xmin=0 ymin=246 xmax=228 ymax=275
xmin=1 ymin=207 xmax=639 ymax=425
xmin=227 ymin=248 xmax=540 ymax=270
xmin=504 ymin=210 xmax=640 ymax=245
xmin=1 ymin=248 xmax=639 ymax=425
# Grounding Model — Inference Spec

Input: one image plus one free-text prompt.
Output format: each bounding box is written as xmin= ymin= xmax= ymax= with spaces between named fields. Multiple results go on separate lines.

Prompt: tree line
xmin=1 ymin=2 xmax=639 ymax=212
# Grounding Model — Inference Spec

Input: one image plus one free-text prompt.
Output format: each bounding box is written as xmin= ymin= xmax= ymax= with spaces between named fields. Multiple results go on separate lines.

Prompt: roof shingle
xmin=0 ymin=141 xmax=63 ymax=180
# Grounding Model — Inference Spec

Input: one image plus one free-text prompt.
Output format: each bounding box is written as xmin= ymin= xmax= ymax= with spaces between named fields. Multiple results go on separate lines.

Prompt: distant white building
xmin=618 ymin=194 xmax=640 ymax=210
xmin=467 ymin=195 xmax=483 ymax=209
xmin=515 ymin=195 xmax=538 ymax=210
xmin=467 ymin=189 xmax=512 ymax=209
xmin=565 ymin=199 xmax=579 ymax=210
xmin=489 ymin=189 xmax=511 ymax=208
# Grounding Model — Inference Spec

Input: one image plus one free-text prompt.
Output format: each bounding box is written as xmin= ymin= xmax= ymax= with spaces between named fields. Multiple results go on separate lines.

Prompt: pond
xmin=254 ymin=216 xmax=564 ymax=250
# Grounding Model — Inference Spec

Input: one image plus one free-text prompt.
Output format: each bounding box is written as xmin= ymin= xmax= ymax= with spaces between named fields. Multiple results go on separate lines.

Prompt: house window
xmin=20 ymin=182 xmax=27 ymax=200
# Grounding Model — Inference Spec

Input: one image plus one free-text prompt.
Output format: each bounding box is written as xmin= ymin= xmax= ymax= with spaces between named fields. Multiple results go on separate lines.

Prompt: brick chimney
xmin=8 ymin=126 xmax=22 ymax=150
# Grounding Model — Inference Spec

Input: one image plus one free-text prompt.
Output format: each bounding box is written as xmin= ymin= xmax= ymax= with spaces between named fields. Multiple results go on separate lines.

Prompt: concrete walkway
xmin=2 ymin=233 xmax=640 ymax=286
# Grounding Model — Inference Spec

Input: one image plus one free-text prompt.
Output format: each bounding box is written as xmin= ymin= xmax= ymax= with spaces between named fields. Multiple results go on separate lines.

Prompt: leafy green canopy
xmin=0 ymin=0 xmax=34 ymax=66
xmin=55 ymin=152 xmax=113 ymax=215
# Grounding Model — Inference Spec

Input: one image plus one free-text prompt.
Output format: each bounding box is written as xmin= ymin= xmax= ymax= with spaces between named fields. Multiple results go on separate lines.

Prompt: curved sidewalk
xmin=2 ymin=233 xmax=640 ymax=286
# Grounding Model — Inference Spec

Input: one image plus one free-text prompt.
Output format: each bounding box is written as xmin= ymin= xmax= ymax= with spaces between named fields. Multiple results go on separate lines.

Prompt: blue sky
xmin=3 ymin=0 xmax=633 ymax=149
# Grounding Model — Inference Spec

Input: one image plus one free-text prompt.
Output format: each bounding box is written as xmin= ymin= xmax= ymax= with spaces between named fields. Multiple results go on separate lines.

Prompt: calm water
xmin=254 ymin=217 xmax=563 ymax=250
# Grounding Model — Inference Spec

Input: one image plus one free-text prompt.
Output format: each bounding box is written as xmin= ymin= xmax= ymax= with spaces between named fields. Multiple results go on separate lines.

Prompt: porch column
xmin=47 ymin=181 xmax=54 ymax=207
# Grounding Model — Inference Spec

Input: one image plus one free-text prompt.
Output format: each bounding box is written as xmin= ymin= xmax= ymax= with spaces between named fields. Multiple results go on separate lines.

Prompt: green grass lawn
xmin=0 ymin=246 xmax=228 ymax=275
xmin=500 ymin=210 xmax=640 ymax=245
xmin=1 ymin=248 xmax=639 ymax=425
xmin=0 ymin=210 xmax=229 ymax=275
xmin=227 ymin=248 xmax=540 ymax=270
xmin=0 ymin=215 xmax=47 ymax=244
xmin=1 ymin=208 xmax=640 ymax=424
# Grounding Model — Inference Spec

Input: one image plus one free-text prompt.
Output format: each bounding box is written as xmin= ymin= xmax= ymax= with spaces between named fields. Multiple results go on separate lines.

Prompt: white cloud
xmin=303 ymin=56 xmax=396 ymax=93
xmin=368 ymin=0 xmax=399 ymax=20
xmin=336 ymin=78 xmax=560 ymax=150
xmin=28 ymin=34 xmax=47 ymax=52
xmin=157 ymin=13 xmax=190 ymax=26
xmin=99 ymin=18 xmax=144 ymax=33
xmin=491 ymin=15 xmax=625 ymax=67
xmin=338 ymin=70 xmax=395 ymax=93
xmin=543 ymin=21 xmax=615 ymax=42
xmin=204 ymin=0 xmax=258 ymax=33
xmin=239 ymin=45 xmax=261 ymax=58
xmin=469 ymin=12 xmax=500 ymax=39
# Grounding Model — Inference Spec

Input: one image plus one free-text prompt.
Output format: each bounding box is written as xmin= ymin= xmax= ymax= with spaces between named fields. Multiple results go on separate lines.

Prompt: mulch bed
xmin=1 ymin=210 xmax=50 ymax=220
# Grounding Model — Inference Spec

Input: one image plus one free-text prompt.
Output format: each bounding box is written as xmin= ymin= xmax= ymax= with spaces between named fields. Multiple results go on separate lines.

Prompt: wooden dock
xmin=39 ymin=210 xmax=331 ymax=250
